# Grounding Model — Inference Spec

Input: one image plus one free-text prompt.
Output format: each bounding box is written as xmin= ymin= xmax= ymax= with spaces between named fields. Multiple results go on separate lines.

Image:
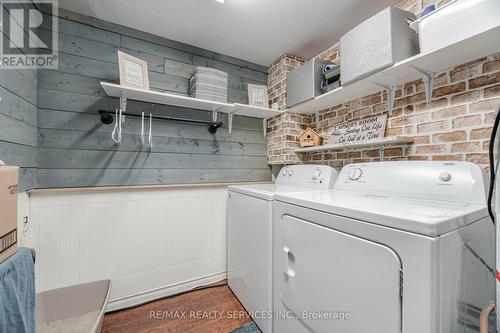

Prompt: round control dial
xmin=312 ymin=168 xmax=321 ymax=180
xmin=281 ymin=168 xmax=288 ymax=176
xmin=288 ymin=169 xmax=294 ymax=176
xmin=439 ymin=172 xmax=452 ymax=182
xmin=349 ymin=168 xmax=363 ymax=181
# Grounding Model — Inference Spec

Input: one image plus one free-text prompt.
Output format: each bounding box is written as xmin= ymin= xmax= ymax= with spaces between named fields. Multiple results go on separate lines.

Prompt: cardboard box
xmin=0 ymin=166 xmax=19 ymax=263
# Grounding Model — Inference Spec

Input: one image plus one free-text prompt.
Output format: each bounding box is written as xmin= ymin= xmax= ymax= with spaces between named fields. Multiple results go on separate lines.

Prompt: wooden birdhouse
xmin=298 ymin=127 xmax=323 ymax=148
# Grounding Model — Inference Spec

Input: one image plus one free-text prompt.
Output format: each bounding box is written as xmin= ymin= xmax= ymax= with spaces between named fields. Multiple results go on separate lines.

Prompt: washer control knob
xmin=282 ymin=168 xmax=288 ymax=176
xmin=439 ymin=172 xmax=452 ymax=182
xmin=312 ymin=168 xmax=321 ymax=180
xmin=288 ymin=169 xmax=294 ymax=176
xmin=349 ymin=168 xmax=363 ymax=181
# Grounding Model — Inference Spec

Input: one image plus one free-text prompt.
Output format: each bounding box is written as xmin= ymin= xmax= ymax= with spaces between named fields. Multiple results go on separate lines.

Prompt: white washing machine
xmin=227 ymin=165 xmax=338 ymax=333
xmin=273 ymin=161 xmax=495 ymax=333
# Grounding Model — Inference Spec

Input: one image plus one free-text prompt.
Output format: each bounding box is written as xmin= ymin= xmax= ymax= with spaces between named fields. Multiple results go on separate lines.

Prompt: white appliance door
xmin=279 ymin=216 xmax=402 ymax=333
xmin=227 ymin=191 xmax=273 ymax=333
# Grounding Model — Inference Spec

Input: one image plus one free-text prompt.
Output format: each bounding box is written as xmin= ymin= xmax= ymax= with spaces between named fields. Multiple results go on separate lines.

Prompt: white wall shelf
xmin=288 ymin=25 xmax=500 ymax=115
xmin=294 ymin=136 xmax=414 ymax=157
xmin=101 ymin=82 xmax=281 ymax=135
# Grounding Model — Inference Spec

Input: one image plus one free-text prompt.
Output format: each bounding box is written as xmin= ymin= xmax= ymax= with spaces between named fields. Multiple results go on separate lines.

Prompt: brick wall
xmin=265 ymin=0 xmax=500 ymax=171
xmin=267 ymin=54 xmax=305 ymax=110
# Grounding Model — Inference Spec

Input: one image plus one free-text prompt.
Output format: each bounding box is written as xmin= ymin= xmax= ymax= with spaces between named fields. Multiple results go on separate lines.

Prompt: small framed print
xmin=248 ymin=84 xmax=269 ymax=107
xmin=118 ymin=50 xmax=150 ymax=90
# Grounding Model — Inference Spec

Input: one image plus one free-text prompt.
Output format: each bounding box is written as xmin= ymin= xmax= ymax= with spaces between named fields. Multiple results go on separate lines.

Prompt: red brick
xmin=433 ymin=131 xmax=466 ymax=142
xmin=408 ymin=155 xmax=430 ymax=161
xmin=416 ymin=145 xmax=448 ymax=154
xmin=470 ymin=98 xmax=500 ymax=113
xmin=451 ymin=142 xmax=482 ymax=153
xmin=417 ymin=120 xmax=450 ymax=133
xmin=484 ymin=58 xmax=500 ymax=73
xmin=451 ymin=91 xmax=480 ymax=105
xmin=470 ymin=127 xmax=492 ymax=140
xmin=485 ymin=112 xmax=497 ymax=124
xmin=433 ymin=73 xmax=449 ymax=88
xmin=432 ymin=82 xmax=465 ymax=98
xmin=485 ymin=84 xmax=500 ymax=98
xmin=391 ymin=113 xmax=428 ymax=127
xmin=452 ymin=115 xmax=482 ymax=128
xmin=432 ymin=154 xmax=465 ymax=161
xmin=450 ymin=64 xmax=482 ymax=83
xmin=412 ymin=135 xmax=430 ymax=144
xmin=384 ymin=147 xmax=404 ymax=157
xmin=416 ymin=98 xmax=448 ymax=111
xmin=466 ymin=153 xmax=488 ymax=164
xmin=385 ymin=127 xmax=404 ymax=136
xmin=469 ymin=72 xmax=500 ymax=89
xmin=453 ymin=57 xmax=487 ymax=70
xmin=431 ymin=105 xmax=466 ymax=120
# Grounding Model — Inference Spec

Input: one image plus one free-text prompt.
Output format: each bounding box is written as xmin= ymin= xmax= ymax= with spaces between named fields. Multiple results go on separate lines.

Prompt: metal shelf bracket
xmin=410 ymin=65 xmax=434 ymax=106
xmin=379 ymin=145 xmax=385 ymax=161
xmin=119 ymin=96 xmax=127 ymax=111
xmin=263 ymin=117 xmax=271 ymax=137
xmin=371 ymin=82 xmax=396 ymax=116
xmin=387 ymin=86 xmax=396 ymax=116
xmin=228 ymin=111 xmax=235 ymax=134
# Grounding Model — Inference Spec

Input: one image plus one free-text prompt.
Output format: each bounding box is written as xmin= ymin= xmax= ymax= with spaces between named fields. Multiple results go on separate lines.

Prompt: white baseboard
xmin=106 ymin=272 xmax=228 ymax=312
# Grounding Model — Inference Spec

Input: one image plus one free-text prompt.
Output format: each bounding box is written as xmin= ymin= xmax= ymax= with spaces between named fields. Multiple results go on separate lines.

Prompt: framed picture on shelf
xmin=248 ymin=84 xmax=269 ymax=107
xmin=117 ymin=50 xmax=150 ymax=90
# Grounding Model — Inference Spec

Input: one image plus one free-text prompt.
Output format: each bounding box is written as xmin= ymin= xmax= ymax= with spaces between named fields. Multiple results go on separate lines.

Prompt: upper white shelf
xmin=233 ymin=103 xmax=281 ymax=118
xmin=288 ymin=25 xmax=500 ymax=114
xmin=100 ymin=82 xmax=281 ymax=119
xmin=294 ymin=136 xmax=414 ymax=153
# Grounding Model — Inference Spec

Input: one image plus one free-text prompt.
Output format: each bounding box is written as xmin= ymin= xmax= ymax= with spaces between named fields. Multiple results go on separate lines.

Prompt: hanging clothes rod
xmin=98 ymin=110 xmax=223 ymax=133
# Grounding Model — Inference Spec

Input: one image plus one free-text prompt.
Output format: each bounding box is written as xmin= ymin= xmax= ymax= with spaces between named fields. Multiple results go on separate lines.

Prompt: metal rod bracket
xmin=98 ymin=110 xmax=223 ymax=133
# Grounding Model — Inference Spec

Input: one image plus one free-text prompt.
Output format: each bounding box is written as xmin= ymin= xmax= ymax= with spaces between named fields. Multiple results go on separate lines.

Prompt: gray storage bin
xmin=340 ymin=6 xmax=419 ymax=85
xmin=286 ymin=57 xmax=332 ymax=108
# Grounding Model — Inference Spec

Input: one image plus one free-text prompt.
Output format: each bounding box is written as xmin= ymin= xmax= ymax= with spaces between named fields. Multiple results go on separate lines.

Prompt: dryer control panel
xmin=336 ymin=161 xmax=487 ymax=205
xmin=277 ymin=165 xmax=338 ymax=189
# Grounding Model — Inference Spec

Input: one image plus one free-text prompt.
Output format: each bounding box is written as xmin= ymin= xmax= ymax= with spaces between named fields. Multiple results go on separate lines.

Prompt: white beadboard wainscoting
xmin=24 ymin=185 xmax=231 ymax=311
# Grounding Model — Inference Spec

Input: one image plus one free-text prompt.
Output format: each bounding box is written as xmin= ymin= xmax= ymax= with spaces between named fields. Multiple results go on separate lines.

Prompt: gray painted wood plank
xmin=42 ymin=14 xmax=121 ymax=46
xmin=39 ymin=148 xmax=268 ymax=169
xmin=38 ymin=88 xmax=119 ymax=113
xmin=164 ymin=59 xmax=195 ymax=79
xmin=41 ymin=29 xmax=165 ymax=74
xmin=37 ymin=109 xmax=266 ymax=144
xmin=0 ymin=141 xmax=38 ymax=167
xmin=38 ymin=129 xmax=266 ymax=156
xmin=32 ymin=8 xmax=271 ymax=189
xmin=0 ymin=69 xmax=37 ymax=105
xmin=56 ymin=53 xmax=190 ymax=94
xmin=16 ymin=69 xmax=37 ymax=85
xmin=0 ymin=85 xmax=37 ymax=125
xmin=38 ymin=71 xmax=107 ymax=97
xmin=19 ymin=168 xmax=38 ymax=191
xmin=37 ymin=167 xmax=271 ymax=188
xmin=120 ymin=36 xmax=268 ymax=82
xmin=55 ymin=9 xmax=268 ymax=73
xmin=0 ymin=113 xmax=37 ymax=147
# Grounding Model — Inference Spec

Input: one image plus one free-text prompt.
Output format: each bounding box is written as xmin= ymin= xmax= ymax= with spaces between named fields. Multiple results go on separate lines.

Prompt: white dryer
xmin=273 ymin=161 xmax=495 ymax=333
xmin=227 ymin=165 xmax=338 ymax=333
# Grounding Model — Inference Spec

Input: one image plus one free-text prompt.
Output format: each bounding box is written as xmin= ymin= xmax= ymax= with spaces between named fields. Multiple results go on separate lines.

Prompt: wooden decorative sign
xmin=328 ymin=113 xmax=387 ymax=144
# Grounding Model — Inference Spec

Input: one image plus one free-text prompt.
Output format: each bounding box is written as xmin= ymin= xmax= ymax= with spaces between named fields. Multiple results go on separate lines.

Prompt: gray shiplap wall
xmin=36 ymin=9 xmax=271 ymax=188
xmin=0 ymin=14 xmax=38 ymax=191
